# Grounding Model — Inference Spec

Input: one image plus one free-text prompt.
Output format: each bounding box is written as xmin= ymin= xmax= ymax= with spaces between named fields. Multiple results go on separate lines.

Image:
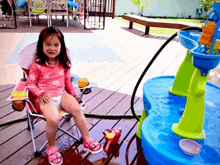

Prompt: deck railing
xmin=88 ymin=0 xmax=116 ymax=18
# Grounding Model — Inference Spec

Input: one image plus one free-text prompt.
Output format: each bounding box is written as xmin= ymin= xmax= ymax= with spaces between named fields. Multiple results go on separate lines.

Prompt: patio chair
xmin=48 ymin=0 xmax=82 ymax=27
xmin=6 ymin=43 xmax=97 ymax=156
xmin=47 ymin=0 xmax=69 ymax=27
xmin=27 ymin=0 xmax=50 ymax=26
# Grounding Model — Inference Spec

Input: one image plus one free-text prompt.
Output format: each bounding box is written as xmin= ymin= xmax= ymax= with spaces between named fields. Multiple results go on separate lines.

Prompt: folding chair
xmin=7 ymin=43 xmax=97 ymax=157
xmin=27 ymin=0 xmax=50 ymax=27
xmin=47 ymin=0 xmax=69 ymax=27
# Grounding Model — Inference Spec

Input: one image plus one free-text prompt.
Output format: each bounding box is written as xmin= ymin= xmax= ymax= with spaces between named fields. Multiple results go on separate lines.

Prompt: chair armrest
xmin=7 ymin=80 xmax=28 ymax=101
xmin=6 ymin=80 xmax=33 ymax=111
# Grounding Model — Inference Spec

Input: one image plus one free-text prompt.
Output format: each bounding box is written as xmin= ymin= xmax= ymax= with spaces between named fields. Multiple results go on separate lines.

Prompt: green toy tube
xmin=170 ymin=50 xmax=196 ymax=97
xmin=172 ymin=68 xmax=209 ymax=140
xmin=136 ymin=110 xmax=147 ymax=139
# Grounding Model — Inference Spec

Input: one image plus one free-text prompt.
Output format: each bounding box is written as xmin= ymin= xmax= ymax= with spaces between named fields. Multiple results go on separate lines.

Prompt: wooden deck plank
xmin=84 ymin=38 xmax=165 ymax=83
xmin=89 ymin=120 xmax=139 ymax=164
xmin=27 ymin=90 xmax=139 ymax=164
xmin=1 ymin=121 xmax=79 ymax=165
xmin=0 ymin=84 xmax=15 ymax=93
xmin=0 ymin=87 xmax=104 ymax=164
xmin=116 ymin=45 xmax=187 ymax=97
xmin=109 ymin=123 xmax=139 ymax=165
xmin=0 ymin=120 xmax=46 ymax=164
xmin=21 ymin=87 xmax=138 ymax=164
xmin=26 ymin=125 xmax=80 ymax=165
xmin=0 ymin=111 xmax=27 ymax=145
xmin=83 ymin=88 xmax=117 ymax=113
xmin=79 ymin=97 xmax=141 ymax=164
xmin=92 ymin=98 xmax=143 ymax=165
xmin=1 ymin=89 xmax=144 ymax=165
xmin=0 ymin=103 xmax=14 ymax=119
xmin=50 ymin=95 xmax=141 ymax=164
xmin=82 ymin=38 xmax=157 ymax=79
xmin=0 ymin=85 xmax=15 ymax=100
xmin=0 ymin=109 xmax=26 ymax=131
xmin=0 ymin=80 xmax=145 ymax=164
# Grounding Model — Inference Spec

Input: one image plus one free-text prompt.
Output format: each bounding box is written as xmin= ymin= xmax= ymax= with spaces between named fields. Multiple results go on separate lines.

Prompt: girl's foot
xmin=47 ymin=146 xmax=63 ymax=165
xmin=83 ymin=139 xmax=103 ymax=154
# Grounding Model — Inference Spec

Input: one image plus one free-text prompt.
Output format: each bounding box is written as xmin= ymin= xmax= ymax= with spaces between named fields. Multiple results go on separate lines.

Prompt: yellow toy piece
xmin=12 ymin=91 xmax=27 ymax=98
xmin=106 ymin=133 xmax=115 ymax=139
xmin=77 ymin=77 xmax=89 ymax=88
xmin=207 ymin=40 xmax=220 ymax=54
xmin=32 ymin=10 xmax=45 ymax=13
xmin=214 ymin=40 xmax=220 ymax=49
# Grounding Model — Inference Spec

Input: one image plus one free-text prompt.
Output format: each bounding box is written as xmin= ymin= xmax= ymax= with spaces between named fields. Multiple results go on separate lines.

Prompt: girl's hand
xmin=39 ymin=93 xmax=51 ymax=105
xmin=74 ymin=95 xmax=80 ymax=102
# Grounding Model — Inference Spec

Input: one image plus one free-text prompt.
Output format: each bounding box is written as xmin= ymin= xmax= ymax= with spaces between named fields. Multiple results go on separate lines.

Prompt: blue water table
xmin=137 ymin=2 xmax=220 ymax=165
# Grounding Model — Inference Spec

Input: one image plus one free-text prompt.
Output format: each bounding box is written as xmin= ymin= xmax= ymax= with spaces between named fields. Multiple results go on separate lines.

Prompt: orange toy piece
xmin=200 ymin=22 xmax=217 ymax=46
xmin=77 ymin=77 xmax=89 ymax=88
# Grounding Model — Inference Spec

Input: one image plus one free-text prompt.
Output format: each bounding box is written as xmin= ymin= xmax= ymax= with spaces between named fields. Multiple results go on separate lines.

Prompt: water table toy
xmin=136 ymin=2 xmax=220 ymax=165
xmin=103 ymin=128 xmax=122 ymax=153
xmin=179 ymin=139 xmax=202 ymax=156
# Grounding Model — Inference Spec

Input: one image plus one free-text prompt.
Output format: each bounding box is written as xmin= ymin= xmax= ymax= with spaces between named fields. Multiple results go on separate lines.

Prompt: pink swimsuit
xmin=27 ymin=60 xmax=77 ymax=112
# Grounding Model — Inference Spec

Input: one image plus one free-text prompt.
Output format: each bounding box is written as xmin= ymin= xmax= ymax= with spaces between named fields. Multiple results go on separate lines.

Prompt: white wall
xmin=116 ymin=0 xmax=207 ymax=18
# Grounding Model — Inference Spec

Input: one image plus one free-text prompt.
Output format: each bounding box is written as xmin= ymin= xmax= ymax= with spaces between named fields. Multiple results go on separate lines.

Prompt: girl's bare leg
xmin=39 ymin=100 xmax=60 ymax=148
xmin=61 ymin=93 xmax=90 ymax=142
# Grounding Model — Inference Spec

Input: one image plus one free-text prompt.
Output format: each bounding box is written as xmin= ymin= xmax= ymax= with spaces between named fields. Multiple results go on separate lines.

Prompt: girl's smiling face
xmin=43 ymin=35 xmax=61 ymax=61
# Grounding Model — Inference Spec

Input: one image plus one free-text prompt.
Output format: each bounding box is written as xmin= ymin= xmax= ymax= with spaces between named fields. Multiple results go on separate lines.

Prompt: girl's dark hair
xmin=36 ymin=26 xmax=71 ymax=69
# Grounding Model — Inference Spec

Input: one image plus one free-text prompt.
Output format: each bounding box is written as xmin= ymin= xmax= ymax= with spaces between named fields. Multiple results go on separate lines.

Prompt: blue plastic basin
xmin=178 ymin=31 xmax=201 ymax=50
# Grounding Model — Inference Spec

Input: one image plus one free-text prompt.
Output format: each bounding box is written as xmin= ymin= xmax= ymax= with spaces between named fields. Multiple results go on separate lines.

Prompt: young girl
xmin=27 ymin=26 xmax=103 ymax=165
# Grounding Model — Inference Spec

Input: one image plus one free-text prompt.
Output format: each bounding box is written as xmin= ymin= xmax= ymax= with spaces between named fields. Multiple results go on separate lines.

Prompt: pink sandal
xmin=83 ymin=139 xmax=103 ymax=154
xmin=47 ymin=146 xmax=63 ymax=165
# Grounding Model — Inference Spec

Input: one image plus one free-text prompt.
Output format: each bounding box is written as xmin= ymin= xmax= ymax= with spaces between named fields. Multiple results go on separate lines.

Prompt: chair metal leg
xmin=39 ymin=140 xmax=49 ymax=152
xmin=67 ymin=13 xmax=69 ymax=27
xmin=27 ymin=110 xmax=39 ymax=155
xmin=59 ymin=115 xmax=72 ymax=127
xmin=58 ymin=127 xmax=81 ymax=142
xmin=28 ymin=0 xmax=32 ymax=26
xmin=75 ymin=125 xmax=81 ymax=141
xmin=27 ymin=115 xmax=34 ymax=130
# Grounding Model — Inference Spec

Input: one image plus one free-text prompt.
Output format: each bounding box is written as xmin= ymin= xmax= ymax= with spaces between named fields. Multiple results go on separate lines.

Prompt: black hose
xmin=126 ymin=133 xmax=137 ymax=165
xmin=130 ymin=27 xmax=203 ymax=121
xmin=84 ymin=113 xmax=142 ymax=119
xmin=0 ymin=117 xmax=28 ymax=127
xmin=0 ymin=113 xmax=142 ymax=127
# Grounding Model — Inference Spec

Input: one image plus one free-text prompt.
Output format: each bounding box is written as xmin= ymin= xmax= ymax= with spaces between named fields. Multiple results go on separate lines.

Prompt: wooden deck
xmin=0 ymin=84 xmax=143 ymax=165
xmin=0 ymin=17 xmax=220 ymax=165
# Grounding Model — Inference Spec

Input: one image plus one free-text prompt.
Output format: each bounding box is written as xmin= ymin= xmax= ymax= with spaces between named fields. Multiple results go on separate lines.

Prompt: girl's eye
xmin=55 ymin=44 xmax=60 ymax=47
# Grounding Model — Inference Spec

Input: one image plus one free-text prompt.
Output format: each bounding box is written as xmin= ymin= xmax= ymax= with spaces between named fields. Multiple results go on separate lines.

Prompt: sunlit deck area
xmin=0 ymin=16 xmax=220 ymax=165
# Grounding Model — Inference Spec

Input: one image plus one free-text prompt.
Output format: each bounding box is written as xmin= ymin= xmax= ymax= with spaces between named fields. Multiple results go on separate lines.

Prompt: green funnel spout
xmin=170 ymin=51 xmax=196 ymax=97
xmin=172 ymin=68 xmax=209 ymax=140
